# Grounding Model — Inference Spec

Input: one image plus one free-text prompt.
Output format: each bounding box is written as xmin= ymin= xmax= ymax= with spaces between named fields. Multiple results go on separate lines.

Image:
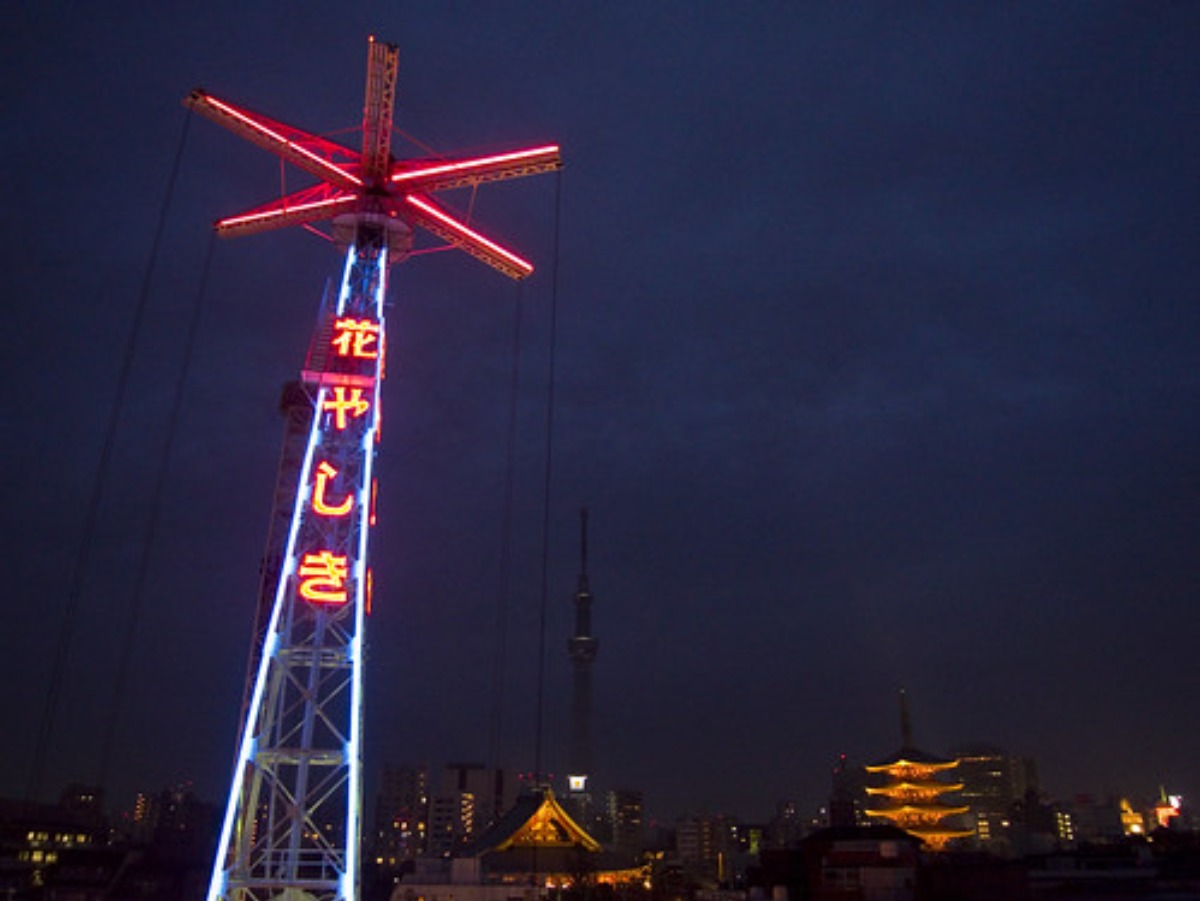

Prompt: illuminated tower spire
xmin=188 ymin=37 xmax=561 ymax=901
xmin=566 ymin=508 xmax=598 ymax=793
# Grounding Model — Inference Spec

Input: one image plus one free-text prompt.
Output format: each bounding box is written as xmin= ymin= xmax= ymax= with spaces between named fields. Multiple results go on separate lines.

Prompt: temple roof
xmin=467 ymin=787 xmax=602 ymax=856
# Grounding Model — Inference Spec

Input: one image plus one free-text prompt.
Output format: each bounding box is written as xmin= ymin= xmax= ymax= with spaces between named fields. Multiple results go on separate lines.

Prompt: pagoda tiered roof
xmin=865 ymin=780 xmax=965 ymax=797
xmin=865 ymin=802 xmax=971 ymax=819
xmin=865 ymin=746 xmax=960 ymax=772
xmin=863 ymin=698 xmax=975 ymax=851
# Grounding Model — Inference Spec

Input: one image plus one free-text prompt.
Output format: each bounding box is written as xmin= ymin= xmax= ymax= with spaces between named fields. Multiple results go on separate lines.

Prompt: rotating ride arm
xmin=184 ymin=35 xmax=562 ymax=280
xmin=185 ymin=90 xmax=363 ymax=189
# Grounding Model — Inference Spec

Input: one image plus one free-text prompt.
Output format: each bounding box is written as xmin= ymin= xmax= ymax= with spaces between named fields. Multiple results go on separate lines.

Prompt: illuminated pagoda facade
xmin=863 ymin=693 xmax=972 ymax=851
xmin=187 ymin=37 xmax=560 ymax=901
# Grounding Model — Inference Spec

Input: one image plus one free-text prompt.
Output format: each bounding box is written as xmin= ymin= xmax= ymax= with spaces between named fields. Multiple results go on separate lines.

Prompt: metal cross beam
xmin=185 ymin=35 xmax=562 ymax=279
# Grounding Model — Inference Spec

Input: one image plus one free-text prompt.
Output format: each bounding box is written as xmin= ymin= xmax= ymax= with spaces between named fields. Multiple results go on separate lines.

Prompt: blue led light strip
xmin=207 ymin=235 xmax=386 ymax=901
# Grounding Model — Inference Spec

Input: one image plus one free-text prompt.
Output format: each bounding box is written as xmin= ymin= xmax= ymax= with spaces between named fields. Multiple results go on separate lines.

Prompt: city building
xmin=675 ymin=813 xmax=751 ymax=885
xmin=442 ymin=763 xmax=521 ymax=831
xmin=1006 ymin=787 xmax=1073 ymax=854
xmin=829 ymin=753 xmax=867 ymax=829
xmin=950 ymin=743 xmax=1038 ymax=847
xmin=0 ymin=791 xmax=106 ymax=894
xmin=373 ymin=764 xmax=430 ymax=863
xmin=757 ymin=825 xmax=921 ymax=901
xmin=137 ymin=782 xmax=218 ymax=863
xmin=369 ymin=763 xmax=537 ymax=868
xmin=607 ymin=788 xmax=645 ymax=855
xmin=768 ymin=800 xmax=805 ymax=848
xmin=427 ymin=792 xmax=476 ymax=857
xmin=1 ymin=783 xmax=215 ymax=899
xmin=1068 ymin=795 xmax=1126 ymax=845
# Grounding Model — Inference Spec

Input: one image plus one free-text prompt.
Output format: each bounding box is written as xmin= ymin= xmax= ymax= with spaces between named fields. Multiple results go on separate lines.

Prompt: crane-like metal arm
xmin=404 ymin=194 xmax=534 ymax=279
xmin=215 ymin=183 xmax=360 ymax=238
xmin=186 ymin=37 xmax=561 ymax=280
xmin=186 ymin=89 xmax=363 ymax=189
xmin=391 ymin=144 xmax=563 ymax=193
xmin=361 ymin=36 xmax=399 ymax=185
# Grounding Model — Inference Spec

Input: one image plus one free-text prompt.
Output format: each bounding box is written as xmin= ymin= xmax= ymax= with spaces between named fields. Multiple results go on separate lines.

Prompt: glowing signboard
xmin=322 ymin=386 xmax=372 ymax=429
xmin=312 ymin=461 xmax=354 ymax=517
xmin=298 ymin=550 xmax=351 ymax=604
xmin=332 ymin=317 xmax=380 ymax=359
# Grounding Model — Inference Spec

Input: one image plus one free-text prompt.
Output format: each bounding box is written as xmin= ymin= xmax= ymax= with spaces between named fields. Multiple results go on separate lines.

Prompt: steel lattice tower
xmin=187 ymin=38 xmax=561 ymax=901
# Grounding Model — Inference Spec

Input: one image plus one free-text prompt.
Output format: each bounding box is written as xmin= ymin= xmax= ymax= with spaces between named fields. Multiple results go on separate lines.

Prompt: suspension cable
xmin=25 ymin=107 xmax=193 ymax=803
xmin=533 ymin=170 xmax=564 ymax=783
xmin=97 ymin=228 xmax=216 ymax=788
xmin=488 ymin=280 xmax=525 ymax=774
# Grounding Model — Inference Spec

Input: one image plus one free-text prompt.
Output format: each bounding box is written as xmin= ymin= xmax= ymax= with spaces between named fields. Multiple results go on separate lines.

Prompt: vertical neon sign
xmin=207 ymin=237 xmax=386 ymax=901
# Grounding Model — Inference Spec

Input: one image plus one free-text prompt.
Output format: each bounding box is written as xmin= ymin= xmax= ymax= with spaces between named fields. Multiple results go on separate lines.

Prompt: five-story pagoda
xmin=863 ymin=692 xmax=973 ymax=851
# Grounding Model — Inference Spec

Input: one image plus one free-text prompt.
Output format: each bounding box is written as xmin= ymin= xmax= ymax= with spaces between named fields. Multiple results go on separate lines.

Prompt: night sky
xmin=3 ymin=4 xmax=1199 ymax=824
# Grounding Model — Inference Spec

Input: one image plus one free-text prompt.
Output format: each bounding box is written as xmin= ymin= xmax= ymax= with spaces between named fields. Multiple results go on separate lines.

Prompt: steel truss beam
xmin=185 ymin=37 xmax=561 ymax=280
xmin=207 ymin=228 xmax=386 ymax=901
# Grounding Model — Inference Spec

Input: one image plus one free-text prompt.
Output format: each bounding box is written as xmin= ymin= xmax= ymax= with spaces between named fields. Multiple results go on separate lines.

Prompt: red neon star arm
xmin=186 ymin=89 xmax=363 ymax=190
xmin=216 ymin=183 xmax=360 ymax=237
xmin=391 ymin=144 xmax=563 ymax=193
xmin=403 ymin=194 xmax=535 ymax=279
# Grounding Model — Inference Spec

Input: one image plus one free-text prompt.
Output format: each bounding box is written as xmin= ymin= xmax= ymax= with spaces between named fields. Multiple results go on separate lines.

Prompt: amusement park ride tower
xmin=187 ymin=37 xmax=561 ymax=901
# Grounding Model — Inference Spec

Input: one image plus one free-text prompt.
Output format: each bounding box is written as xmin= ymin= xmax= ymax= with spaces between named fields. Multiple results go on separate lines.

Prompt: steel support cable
xmin=96 ymin=227 xmax=216 ymax=789
xmin=25 ymin=108 xmax=194 ymax=803
xmin=488 ymin=280 xmax=524 ymax=771
xmin=393 ymin=128 xmax=442 ymax=160
xmin=533 ymin=170 xmax=564 ymax=783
